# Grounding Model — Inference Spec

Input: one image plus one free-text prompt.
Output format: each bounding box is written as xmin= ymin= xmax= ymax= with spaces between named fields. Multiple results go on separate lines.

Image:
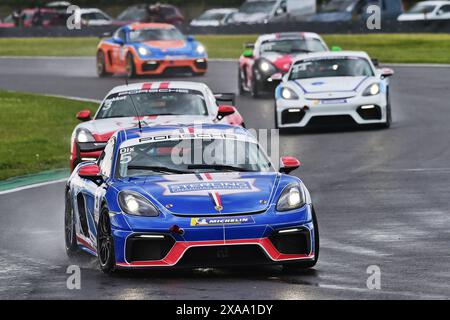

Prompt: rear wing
xmin=214 ymin=93 xmax=236 ymax=106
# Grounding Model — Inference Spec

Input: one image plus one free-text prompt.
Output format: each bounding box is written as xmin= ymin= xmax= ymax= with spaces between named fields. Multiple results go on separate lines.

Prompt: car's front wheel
xmin=382 ymin=93 xmax=392 ymax=128
xmin=126 ymin=53 xmax=137 ymax=78
xmin=96 ymin=51 xmax=110 ymax=78
xmin=251 ymin=69 xmax=261 ymax=98
xmin=97 ymin=207 xmax=116 ymax=274
xmin=282 ymin=207 xmax=320 ymax=271
xmin=64 ymin=190 xmax=79 ymax=257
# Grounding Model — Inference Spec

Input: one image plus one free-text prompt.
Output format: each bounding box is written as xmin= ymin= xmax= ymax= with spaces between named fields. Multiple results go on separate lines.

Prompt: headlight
xmin=138 ymin=47 xmax=150 ymax=56
xmin=363 ymin=83 xmax=380 ymax=96
xmin=260 ymin=61 xmax=271 ymax=72
xmin=281 ymin=87 xmax=299 ymax=100
xmin=118 ymin=191 xmax=159 ymax=217
xmin=196 ymin=44 xmax=206 ymax=54
xmin=276 ymin=184 xmax=306 ymax=212
xmin=258 ymin=59 xmax=275 ymax=74
xmin=76 ymin=129 xmax=95 ymax=143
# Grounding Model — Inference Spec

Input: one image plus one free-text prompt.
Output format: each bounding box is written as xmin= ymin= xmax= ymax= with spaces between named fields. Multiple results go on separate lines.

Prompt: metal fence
xmin=1 ymin=20 xmax=450 ymax=38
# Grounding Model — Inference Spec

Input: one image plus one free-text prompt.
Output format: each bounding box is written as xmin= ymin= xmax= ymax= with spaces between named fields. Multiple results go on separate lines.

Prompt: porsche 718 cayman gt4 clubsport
xmin=65 ymin=124 xmax=319 ymax=273
xmin=275 ymin=51 xmax=394 ymax=130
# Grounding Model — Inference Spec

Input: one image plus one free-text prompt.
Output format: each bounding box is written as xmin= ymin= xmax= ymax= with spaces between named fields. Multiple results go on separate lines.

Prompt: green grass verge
xmin=1 ymin=34 xmax=450 ymax=64
xmin=0 ymin=91 xmax=98 ymax=180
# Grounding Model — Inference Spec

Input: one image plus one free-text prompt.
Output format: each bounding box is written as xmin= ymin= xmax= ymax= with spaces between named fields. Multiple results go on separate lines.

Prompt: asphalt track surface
xmin=1 ymin=57 xmax=450 ymax=300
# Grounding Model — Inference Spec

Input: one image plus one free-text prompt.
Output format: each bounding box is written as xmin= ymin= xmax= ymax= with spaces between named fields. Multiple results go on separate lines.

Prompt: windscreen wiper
xmin=187 ymin=164 xmax=255 ymax=172
xmin=127 ymin=165 xmax=191 ymax=174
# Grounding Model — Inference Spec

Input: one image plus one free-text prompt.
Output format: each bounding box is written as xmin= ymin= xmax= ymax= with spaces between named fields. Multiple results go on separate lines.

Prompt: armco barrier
xmin=1 ymin=19 xmax=450 ymax=38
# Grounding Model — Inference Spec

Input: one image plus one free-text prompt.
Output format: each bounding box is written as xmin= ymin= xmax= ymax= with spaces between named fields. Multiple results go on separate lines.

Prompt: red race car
xmin=96 ymin=23 xmax=208 ymax=78
xmin=238 ymin=32 xmax=329 ymax=97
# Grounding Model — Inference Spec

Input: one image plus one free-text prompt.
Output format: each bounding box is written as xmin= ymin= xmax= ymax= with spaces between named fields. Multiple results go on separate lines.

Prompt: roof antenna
xmin=125 ymin=79 xmax=143 ymax=133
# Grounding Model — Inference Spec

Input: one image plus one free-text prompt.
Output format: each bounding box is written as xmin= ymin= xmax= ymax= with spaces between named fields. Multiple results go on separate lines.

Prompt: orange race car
xmin=96 ymin=23 xmax=208 ymax=78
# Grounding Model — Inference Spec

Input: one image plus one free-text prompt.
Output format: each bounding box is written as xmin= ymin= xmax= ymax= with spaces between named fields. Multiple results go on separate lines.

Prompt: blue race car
xmin=65 ymin=124 xmax=319 ymax=273
xmin=96 ymin=23 xmax=208 ymax=78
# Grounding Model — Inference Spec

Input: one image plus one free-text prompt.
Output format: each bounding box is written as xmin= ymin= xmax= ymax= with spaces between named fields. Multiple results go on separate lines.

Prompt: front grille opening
xmin=357 ymin=105 xmax=382 ymax=120
xmin=142 ymin=61 xmax=160 ymax=72
xmin=163 ymin=66 xmax=195 ymax=75
xmin=282 ymin=109 xmax=305 ymax=124
xmin=126 ymin=235 xmax=175 ymax=262
xmin=307 ymin=115 xmax=356 ymax=127
xmin=177 ymin=245 xmax=269 ymax=267
xmin=269 ymin=228 xmax=311 ymax=255
xmin=194 ymin=59 xmax=208 ymax=70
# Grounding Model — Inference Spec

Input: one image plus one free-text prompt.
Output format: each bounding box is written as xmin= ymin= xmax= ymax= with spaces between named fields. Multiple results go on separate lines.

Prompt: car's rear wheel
xmin=282 ymin=207 xmax=320 ymax=271
xmin=126 ymin=53 xmax=137 ymax=78
xmin=96 ymin=51 xmax=110 ymax=78
xmin=97 ymin=207 xmax=116 ymax=274
xmin=65 ymin=190 xmax=79 ymax=257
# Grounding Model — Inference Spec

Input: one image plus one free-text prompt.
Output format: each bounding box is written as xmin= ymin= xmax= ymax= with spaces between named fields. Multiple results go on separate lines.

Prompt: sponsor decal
xmin=168 ymin=181 xmax=252 ymax=194
xmin=190 ymin=216 xmax=255 ymax=227
xmin=321 ymin=99 xmax=347 ymax=104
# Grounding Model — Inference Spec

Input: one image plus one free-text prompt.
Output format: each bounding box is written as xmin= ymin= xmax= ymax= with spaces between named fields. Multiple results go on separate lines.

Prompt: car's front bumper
xmin=111 ymin=206 xmax=315 ymax=268
xmin=276 ymin=94 xmax=388 ymax=128
xmin=136 ymin=57 xmax=208 ymax=75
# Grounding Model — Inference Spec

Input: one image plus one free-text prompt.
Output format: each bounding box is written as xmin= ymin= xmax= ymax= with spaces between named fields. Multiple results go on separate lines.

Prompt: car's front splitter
xmin=115 ymin=236 xmax=315 ymax=269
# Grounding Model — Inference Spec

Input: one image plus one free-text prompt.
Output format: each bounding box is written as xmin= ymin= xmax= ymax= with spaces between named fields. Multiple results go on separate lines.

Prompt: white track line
xmin=41 ymin=93 xmax=101 ymax=103
xmin=0 ymin=178 xmax=67 ymax=196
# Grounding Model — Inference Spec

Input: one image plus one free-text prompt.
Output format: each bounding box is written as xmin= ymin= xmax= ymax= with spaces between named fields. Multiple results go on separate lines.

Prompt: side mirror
xmin=279 ymin=156 xmax=301 ymax=174
xmin=331 ymin=46 xmax=342 ymax=52
xmin=76 ymin=109 xmax=92 ymax=122
xmin=380 ymin=67 xmax=394 ymax=78
xmin=217 ymin=105 xmax=235 ymax=120
xmin=243 ymin=49 xmax=254 ymax=58
xmin=187 ymin=35 xmax=195 ymax=42
xmin=79 ymin=164 xmax=102 ymax=183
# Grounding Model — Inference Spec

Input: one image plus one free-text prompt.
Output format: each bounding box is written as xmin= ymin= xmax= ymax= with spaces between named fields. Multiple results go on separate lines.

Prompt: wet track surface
xmin=1 ymin=58 xmax=450 ymax=299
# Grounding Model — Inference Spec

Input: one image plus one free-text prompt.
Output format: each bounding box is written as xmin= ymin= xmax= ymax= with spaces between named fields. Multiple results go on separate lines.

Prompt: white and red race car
xmin=70 ymin=81 xmax=244 ymax=170
xmin=238 ymin=32 xmax=329 ymax=97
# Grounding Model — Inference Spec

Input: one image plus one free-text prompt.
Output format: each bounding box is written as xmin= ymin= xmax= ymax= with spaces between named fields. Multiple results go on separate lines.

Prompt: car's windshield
xmin=129 ymin=28 xmax=184 ymax=42
xmin=290 ymin=57 xmax=374 ymax=80
xmin=320 ymin=0 xmax=355 ymax=13
xmin=407 ymin=4 xmax=436 ymax=14
xmin=260 ymin=39 xmax=327 ymax=54
xmin=96 ymin=89 xmax=208 ymax=119
xmin=239 ymin=1 xmax=276 ymax=14
xmin=197 ymin=11 xmax=228 ymax=21
xmin=117 ymin=137 xmax=273 ymax=177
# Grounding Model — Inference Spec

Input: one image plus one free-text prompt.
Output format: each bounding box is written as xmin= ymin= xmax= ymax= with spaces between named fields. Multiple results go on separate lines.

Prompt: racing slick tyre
xmin=96 ymin=51 xmax=111 ymax=78
xmin=238 ymin=68 xmax=246 ymax=95
xmin=381 ymin=92 xmax=392 ymax=129
xmin=97 ymin=207 xmax=116 ymax=274
xmin=282 ymin=207 xmax=320 ymax=271
xmin=64 ymin=191 xmax=79 ymax=257
xmin=126 ymin=53 xmax=137 ymax=78
xmin=251 ymin=70 xmax=261 ymax=98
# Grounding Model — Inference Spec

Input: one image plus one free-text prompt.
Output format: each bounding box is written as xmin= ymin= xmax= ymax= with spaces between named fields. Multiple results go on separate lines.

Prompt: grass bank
xmin=0 ymin=34 xmax=449 ymax=64
xmin=0 ymin=91 xmax=98 ymax=180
